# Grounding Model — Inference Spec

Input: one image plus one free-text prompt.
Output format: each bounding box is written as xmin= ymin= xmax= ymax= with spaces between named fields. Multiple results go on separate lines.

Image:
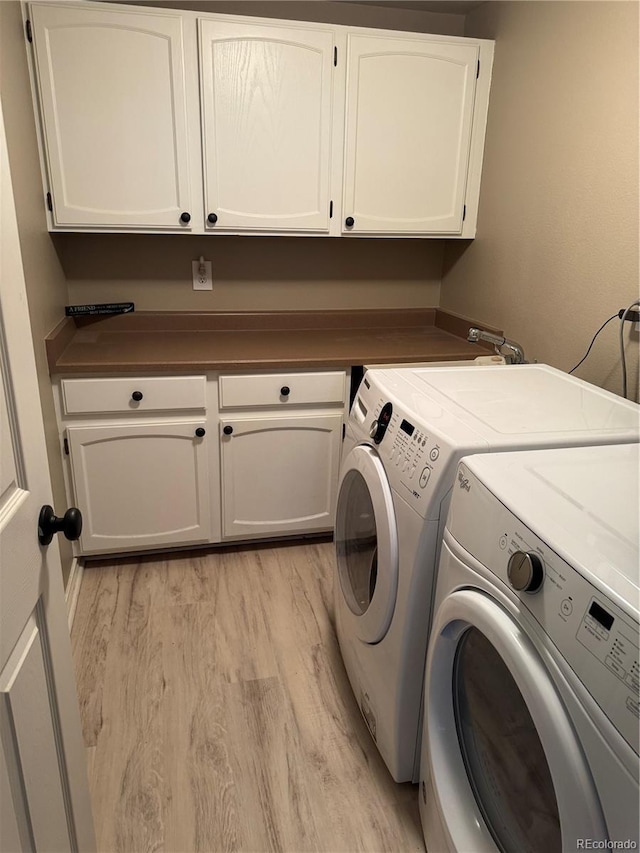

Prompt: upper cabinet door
xmin=199 ymin=19 xmax=335 ymax=232
xmin=30 ymin=4 xmax=194 ymax=229
xmin=342 ymin=34 xmax=479 ymax=235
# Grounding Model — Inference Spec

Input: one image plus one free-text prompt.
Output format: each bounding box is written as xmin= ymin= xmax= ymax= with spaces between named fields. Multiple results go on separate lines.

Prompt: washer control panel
xmin=448 ymin=466 xmax=640 ymax=754
xmin=352 ymin=384 xmax=457 ymax=520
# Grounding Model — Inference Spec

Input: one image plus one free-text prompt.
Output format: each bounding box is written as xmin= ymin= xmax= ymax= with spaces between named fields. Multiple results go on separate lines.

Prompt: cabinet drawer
xmin=219 ymin=371 xmax=345 ymax=409
xmin=61 ymin=376 xmax=206 ymax=415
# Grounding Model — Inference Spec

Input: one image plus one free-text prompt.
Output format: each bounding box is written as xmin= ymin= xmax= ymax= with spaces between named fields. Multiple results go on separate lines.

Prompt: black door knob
xmin=223 ymin=425 xmax=233 ymax=435
xmin=131 ymin=390 xmax=143 ymax=402
xmin=280 ymin=386 xmax=290 ymax=397
xmin=38 ymin=505 xmax=82 ymax=546
xmin=345 ymin=216 xmax=355 ymax=227
xmin=180 ymin=211 xmax=191 ymax=223
xmin=207 ymin=213 xmax=218 ymax=224
xmin=195 ymin=427 xmax=206 ymax=437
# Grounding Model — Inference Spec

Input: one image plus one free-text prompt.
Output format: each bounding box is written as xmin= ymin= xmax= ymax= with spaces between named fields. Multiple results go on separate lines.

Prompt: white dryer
xmin=334 ymin=364 xmax=639 ymax=783
xmin=420 ymin=444 xmax=639 ymax=852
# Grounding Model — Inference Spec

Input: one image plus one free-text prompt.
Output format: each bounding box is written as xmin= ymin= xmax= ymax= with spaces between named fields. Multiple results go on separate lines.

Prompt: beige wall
xmin=441 ymin=1 xmax=639 ymax=400
xmin=61 ymin=235 xmax=442 ymax=311
xmin=0 ymin=1 xmax=74 ymax=583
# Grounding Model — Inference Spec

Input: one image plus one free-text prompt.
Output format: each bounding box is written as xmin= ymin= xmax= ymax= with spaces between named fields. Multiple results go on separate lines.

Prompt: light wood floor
xmin=71 ymin=539 xmax=425 ymax=853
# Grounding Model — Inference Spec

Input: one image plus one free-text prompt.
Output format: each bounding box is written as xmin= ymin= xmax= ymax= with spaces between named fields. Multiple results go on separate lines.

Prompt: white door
xmin=29 ymin=2 xmax=195 ymax=230
xmin=199 ymin=18 xmax=335 ymax=232
xmin=335 ymin=444 xmax=398 ymax=643
xmin=342 ymin=34 xmax=478 ymax=235
xmin=0 ymin=105 xmax=95 ymax=850
xmin=67 ymin=420 xmax=211 ymax=555
xmin=423 ymin=581 xmax=608 ymax=852
xmin=220 ymin=413 xmax=341 ymax=537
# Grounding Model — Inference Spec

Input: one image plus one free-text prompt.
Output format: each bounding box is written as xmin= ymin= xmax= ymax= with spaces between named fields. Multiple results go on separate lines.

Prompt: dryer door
xmin=335 ymin=444 xmax=398 ymax=643
xmin=423 ymin=584 xmax=607 ymax=853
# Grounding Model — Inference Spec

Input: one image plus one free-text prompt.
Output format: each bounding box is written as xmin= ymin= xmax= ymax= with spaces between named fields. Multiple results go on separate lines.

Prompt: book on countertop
xmin=65 ymin=303 xmax=134 ymax=316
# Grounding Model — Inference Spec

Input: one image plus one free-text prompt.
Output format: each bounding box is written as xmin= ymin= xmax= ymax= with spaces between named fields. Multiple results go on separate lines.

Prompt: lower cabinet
xmin=66 ymin=420 xmax=211 ymax=555
xmin=219 ymin=413 xmax=343 ymax=539
xmin=55 ymin=368 xmax=348 ymax=556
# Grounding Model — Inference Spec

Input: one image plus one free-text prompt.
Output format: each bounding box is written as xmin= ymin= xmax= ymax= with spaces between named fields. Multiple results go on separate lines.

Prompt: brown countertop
xmin=46 ymin=309 xmax=500 ymax=375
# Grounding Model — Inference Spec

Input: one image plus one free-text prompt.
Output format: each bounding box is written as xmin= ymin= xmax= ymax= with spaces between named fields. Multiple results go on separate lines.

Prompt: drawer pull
xmin=223 ymin=425 xmax=233 ymax=436
xmin=180 ymin=211 xmax=191 ymax=224
xmin=195 ymin=428 xmax=206 ymax=438
xmin=207 ymin=213 xmax=218 ymax=224
xmin=345 ymin=216 xmax=355 ymax=228
xmin=131 ymin=391 xmax=143 ymax=402
xmin=280 ymin=386 xmax=290 ymax=397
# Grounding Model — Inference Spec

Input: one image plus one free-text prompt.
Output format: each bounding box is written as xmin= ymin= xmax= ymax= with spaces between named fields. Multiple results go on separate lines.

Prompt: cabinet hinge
xmin=342 ymin=423 xmax=346 ymax=441
xmin=63 ymin=437 xmax=69 ymax=455
xmin=463 ymin=204 xmax=466 ymax=221
xmin=334 ymin=46 xmax=337 ymax=66
xmin=476 ymin=60 xmax=480 ymax=79
xmin=46 ymin=192 xmax=53 ymax=212
xmin=329 ymin=200 xmax=333 ymax=219
xmin=25 ymin=19 xmax=33 ymax=43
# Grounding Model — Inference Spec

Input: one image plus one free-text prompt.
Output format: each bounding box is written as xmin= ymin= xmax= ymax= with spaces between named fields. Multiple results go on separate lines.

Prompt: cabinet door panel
xmin=343 ymin=35 xmax=478 ymax=235
xmin=67 ymin=421 xmax=210 ymax=554
xmin=221 ymin=414 xmax=342 ymax=538
xmin=30 ymin=4 xmax=192 ymax=228
xmin=200 ymin=19 xmax=334 ymax=231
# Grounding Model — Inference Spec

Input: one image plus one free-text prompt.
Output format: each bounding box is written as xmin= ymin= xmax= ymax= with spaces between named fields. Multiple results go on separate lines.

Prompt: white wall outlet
xmin=192 ymin=258 xmax=213 ymax=291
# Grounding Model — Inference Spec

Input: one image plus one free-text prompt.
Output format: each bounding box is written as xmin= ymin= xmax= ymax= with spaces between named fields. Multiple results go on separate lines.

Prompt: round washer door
xmin=424 ymin=588 xmax=607 ymax=853
xmin=335 ymin=443 xmax=398 ymax=643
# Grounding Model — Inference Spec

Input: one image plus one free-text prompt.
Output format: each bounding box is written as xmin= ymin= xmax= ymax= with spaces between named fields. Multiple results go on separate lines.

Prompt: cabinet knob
xmin=180 ymin=211 xmax=191 ymax=224
xmin=207 ymin=213 xmax=218 ymax=224
xmin=345 ymin=216 xmax=355 ymax=228
xmin=223 ymin=425 xmax=233 ymax=436
xmin=280 ymin=385 xmax=290 ymax=397
xmin=38 ymin=505 xmax=82 ymax=546
xmin=131 ymin=390 xmax=143 ymax=402
xmin=195 ymin=427 xmax=206 ymax=438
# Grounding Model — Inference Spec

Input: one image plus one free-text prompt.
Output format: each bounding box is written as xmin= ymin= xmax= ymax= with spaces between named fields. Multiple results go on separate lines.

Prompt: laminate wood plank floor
xmin=71 ymin=540 xmax=425 ymax=853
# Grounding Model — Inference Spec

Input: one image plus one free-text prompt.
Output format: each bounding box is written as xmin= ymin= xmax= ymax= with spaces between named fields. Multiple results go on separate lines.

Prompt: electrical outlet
xmin=192 ymin=259 xmax=212 ymax=291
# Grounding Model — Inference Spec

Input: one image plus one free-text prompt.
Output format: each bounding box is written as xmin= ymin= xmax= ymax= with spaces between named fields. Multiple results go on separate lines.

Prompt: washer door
xmin=335 ymin=444 xmax=398 ymax=643
xmin=425 ymin=588 xmax=607 ymax=853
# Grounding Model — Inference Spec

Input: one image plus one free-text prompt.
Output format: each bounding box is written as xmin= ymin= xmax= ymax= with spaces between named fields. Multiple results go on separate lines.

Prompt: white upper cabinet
xmin=342 ymin=34 xmax=479 ymax=236
xmin=29 ymin=3 xmax=197 ymax=230
xmin=27 ymin=2 xmax=493 ymax=237
xmin=199 ymin=19 xmax=335 ymax=232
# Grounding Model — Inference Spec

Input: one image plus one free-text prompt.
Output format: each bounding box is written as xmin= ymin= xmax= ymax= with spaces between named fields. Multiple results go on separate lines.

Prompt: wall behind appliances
xmin=440 ymin=1 xmax=639 ymax=400
xmin=0 ymin=1 xmax=74 ymax=585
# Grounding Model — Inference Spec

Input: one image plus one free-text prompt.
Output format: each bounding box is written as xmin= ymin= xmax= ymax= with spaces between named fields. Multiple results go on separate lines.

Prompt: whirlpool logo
xmin=457 ymin=470 xmax=471 ymax=492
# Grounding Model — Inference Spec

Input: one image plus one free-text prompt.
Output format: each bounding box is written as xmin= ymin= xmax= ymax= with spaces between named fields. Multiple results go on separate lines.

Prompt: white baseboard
xmin=65 ymin=558 xmax=84 ymax=630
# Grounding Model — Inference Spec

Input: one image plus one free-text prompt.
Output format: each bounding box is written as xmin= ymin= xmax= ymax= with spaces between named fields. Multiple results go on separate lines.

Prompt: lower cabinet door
xmin=220 ymin=413 xmax=342 ymax=539
xmin=67 ymin=420 xmax=211 ymax=554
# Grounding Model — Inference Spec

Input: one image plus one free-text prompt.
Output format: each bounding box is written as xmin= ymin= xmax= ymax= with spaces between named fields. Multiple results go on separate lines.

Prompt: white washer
xmin=334 ymin=364 xmax=639 ymax=783
xmin=420 ymin=444 xmax=639 ymax=852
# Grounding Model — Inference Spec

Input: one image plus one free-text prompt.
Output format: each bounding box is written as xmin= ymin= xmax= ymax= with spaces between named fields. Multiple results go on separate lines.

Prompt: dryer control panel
xmin=447 ymin=465 xmax=640 ymax=755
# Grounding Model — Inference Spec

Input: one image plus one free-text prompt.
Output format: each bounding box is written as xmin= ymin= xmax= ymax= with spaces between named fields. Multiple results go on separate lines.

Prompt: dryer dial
xmin=507 ymin=550 xmax=544 ymax=593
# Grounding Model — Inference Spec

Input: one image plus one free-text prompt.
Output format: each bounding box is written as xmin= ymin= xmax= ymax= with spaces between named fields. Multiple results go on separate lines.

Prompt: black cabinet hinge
xmin=329 ymin=200 xmax=333 ymax=219
xmin=342 ymin=423 xmax=346 ymax=441
xmin=334 ymin=46 xmax=337 ymax=66
xmin=476 ymin=60 xmax=480 ymax=79
xmin=463 ymin=204 xmax=466 ymax=221
xmin=25 ymin=19 xmax=33 ymax=43
xmin=46 ymin=192 xmax=53 ymax=212
xmin=63 ymin=437 xmax=69 ymax=455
